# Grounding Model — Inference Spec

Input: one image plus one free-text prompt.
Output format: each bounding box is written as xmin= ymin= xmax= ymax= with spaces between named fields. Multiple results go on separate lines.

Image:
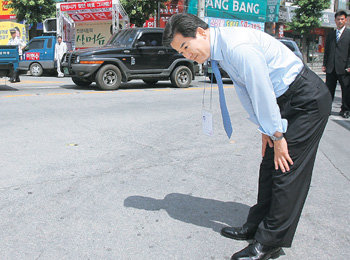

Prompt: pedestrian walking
xmin=323 ymin=10 xmax=350 ymax=118
xmin=55 ymin=36 xmax=67 ymax=78
xmin=163 ymin=13 xmax=332 ymax=260
xmin=7 ymin=27 xmax=25 ymax=83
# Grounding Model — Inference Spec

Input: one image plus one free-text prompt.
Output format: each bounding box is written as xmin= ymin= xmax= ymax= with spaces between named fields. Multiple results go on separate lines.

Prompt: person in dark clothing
xmin=323 ymin=10 xmax=350 ymax=118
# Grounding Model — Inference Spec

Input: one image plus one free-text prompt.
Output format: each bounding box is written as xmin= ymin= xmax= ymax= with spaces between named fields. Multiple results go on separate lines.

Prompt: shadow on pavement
xmin=124 ymin=193 xmax=250 ymax=233
xmin=0 ymin=85 xmax=19 ymax=91
xmin=60 ymin=82 xmax=178 ymax=91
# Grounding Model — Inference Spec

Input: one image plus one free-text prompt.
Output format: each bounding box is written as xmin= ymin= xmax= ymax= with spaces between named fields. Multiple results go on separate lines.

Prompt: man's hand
xmin=262 ymin=133 xmax=273 ymax=157
xmin=262 ymin=133 xmax=294 ymax=173
xmin=322 ymin=66 xmax=326 ymax=72
xmin=273 ymin=137 xmax=293 ymax=173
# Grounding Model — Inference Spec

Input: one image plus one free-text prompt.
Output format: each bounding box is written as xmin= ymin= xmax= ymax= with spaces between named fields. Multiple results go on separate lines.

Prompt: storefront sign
xmin=0 ymin=0 xmax=15 ymax=19
xmin=205 ymin=16 xmax=265 ymax=31
xmin=188 ymin=0 xmax=280 ymax=23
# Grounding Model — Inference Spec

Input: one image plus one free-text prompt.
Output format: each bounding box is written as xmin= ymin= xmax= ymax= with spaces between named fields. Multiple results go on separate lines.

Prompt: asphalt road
xmin=0 ymin=75 xmax=349 ymax=259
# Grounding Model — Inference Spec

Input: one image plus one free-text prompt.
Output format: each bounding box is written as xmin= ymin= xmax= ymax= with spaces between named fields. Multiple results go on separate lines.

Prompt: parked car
xmin=61 ymin=28 xmax=196 ymax=90
xmin=18 ymin=36 xmax=57 ymax=76
xmin=204 ymin=38 xmax=303 ymax=81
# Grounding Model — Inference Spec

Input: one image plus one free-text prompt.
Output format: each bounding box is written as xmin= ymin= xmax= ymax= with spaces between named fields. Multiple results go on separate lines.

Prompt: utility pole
xmin=197 ymin=0 xmax=205 ymax=75
xmin=198 ymin=0 xmax=205 ymax=21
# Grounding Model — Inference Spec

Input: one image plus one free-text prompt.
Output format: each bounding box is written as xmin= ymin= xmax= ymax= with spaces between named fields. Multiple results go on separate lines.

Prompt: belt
xmin=277 ymin=65 xmax=308 ymax=103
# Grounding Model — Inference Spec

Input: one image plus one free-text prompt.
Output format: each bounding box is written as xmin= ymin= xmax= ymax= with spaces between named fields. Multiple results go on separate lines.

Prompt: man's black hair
xmin=335 ymin=10 xmax=348 ymax=18
xmin=162 ymin=13 xmax=208 ymax=47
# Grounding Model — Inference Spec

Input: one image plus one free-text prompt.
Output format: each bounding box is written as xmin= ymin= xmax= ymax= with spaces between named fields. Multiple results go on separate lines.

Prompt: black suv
xmin=61 ymin=28 xmax=195 ymax=90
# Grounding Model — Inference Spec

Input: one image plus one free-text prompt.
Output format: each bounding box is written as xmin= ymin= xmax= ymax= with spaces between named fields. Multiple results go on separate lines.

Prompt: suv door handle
xmin=158 ymin=50 xmax=165 ymax=54
xmin=124 ymin=50 xmax=130 ymax=54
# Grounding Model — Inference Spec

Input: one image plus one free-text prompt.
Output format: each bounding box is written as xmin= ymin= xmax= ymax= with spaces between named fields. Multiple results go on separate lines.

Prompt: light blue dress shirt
xmin=210 ymin=27 xmax=304 ymax=136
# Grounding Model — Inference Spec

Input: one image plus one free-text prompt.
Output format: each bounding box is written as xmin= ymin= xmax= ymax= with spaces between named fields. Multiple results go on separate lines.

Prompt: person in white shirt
xmin=7 ymin=28 xmax=25 ymax=82
xmin=55 ymin=36 xmax=67 ymax=78
xmin=163 ymin=13 xmax=332 ymax=260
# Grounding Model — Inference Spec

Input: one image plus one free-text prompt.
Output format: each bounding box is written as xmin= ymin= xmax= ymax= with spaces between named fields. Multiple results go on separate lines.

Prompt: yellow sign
xmin=75 ymin=21 xmax=112 ymax=49
xmin=0 ymin=0 xmax=15 ymax=19
xmin=0 ymin=22 xmax=26 ymax=45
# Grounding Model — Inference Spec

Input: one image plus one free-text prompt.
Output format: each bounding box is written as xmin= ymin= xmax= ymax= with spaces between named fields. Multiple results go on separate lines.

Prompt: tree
xmin=287 ymin=0 xmax=330 ymax=62
xmin=6 ymin=0 xmax=56 ymax=38
xmin=120 ymin=0 xmax=167 ymax=27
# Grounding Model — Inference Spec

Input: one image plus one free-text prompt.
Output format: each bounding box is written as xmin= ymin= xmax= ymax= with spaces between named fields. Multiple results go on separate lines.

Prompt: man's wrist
xmin=270 ymin=133 xmax=284 ymax=141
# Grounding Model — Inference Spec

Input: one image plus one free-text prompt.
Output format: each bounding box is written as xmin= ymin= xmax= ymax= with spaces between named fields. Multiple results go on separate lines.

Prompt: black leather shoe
xmin=221 ymin=226 xmax=255 ymax=240
xmin=231 ymin=241 xmax=281 ymax=260
xmin=339 ymin=110 xmax=345 ymax=117
xmin=343 ymin=111 xmax=350 ymax=118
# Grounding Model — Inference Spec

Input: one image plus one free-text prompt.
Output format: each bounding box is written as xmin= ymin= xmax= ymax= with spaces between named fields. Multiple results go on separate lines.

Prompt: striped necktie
xmin=211 ymin=60 xmax=233 ymax=139
xmin=336 ymin=30 xmax=341 ymax=42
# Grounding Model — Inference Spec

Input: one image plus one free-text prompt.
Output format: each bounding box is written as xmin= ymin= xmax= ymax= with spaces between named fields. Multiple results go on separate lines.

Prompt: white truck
xmin=44 ymin=0 xmax=129 ymax=51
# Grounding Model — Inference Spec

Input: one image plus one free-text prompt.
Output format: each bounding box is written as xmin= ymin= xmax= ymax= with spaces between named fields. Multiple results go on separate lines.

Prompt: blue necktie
xmin=211 ymin=60 xmax=233 ymax=139
xmin=336 ymin=30 xmax=340 ymax=42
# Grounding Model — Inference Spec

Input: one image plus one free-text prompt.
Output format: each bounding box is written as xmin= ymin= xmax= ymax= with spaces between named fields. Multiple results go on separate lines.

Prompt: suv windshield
xmin=107 ymin=29 xmax=137 ymax=47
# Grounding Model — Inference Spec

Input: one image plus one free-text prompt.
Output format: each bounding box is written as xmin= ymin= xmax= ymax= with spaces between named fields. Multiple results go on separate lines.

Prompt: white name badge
xmin=202 ymin=110 xmax=213 ymax=136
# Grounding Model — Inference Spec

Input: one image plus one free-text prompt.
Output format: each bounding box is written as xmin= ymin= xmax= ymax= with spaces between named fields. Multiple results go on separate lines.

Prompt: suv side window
xmin=28 ymin=40 xmax=44 ymax=50
xmin=137 ymin=33 xmax=163 ymax=47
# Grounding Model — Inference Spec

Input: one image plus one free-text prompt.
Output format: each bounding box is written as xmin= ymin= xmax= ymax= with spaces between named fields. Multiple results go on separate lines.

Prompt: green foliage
xmin=6 ymin=0 xmax=56 ymax=25
xmin=120 ymin=0 xmax=167 ymax=27
xmin=287 ymin=0 xmax=330 ymax=34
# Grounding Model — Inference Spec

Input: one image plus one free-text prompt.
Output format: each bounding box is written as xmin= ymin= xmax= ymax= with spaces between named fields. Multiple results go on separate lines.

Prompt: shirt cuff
xmin=257 ymin=118 xmax=288 ymax=136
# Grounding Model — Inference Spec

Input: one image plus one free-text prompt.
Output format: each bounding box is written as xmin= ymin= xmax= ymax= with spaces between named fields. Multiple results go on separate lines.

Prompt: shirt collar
xmin=210 ymin=27 xmax=223 ymax=61
xmin=337 ymin=26 xmax=346 ymax=34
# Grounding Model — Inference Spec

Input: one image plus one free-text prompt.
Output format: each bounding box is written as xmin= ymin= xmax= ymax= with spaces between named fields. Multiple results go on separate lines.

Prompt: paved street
xmin=0 ymin=74 xmax=349 ymax=259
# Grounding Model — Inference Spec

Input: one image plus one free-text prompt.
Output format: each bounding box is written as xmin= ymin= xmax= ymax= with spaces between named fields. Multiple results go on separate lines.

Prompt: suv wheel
xmin=30 ymin=63 xmax=43 ymax=77
xmin=95 ymin=64 xmax=122 ymax=90
xmin=72 ymin=77 xmax=92 ymax=87
xmin=170 ymin=65 xmax=192 ymax=88
xmin=143 ymin=79 xmax=158 ymax=85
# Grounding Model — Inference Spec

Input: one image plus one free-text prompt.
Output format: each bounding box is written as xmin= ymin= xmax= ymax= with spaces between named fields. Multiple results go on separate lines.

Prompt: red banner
xmin=60 ymin=0 xmax=112 ymax=12
xmin=25 ymin=52 xmax=40 ymax=60
xmin=69 ymin=11 xmax=114 ymax=21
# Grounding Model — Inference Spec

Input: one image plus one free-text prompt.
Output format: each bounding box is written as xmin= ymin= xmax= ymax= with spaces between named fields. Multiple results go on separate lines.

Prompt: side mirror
xmin=136 ymin=41 xmax=146 ymax=47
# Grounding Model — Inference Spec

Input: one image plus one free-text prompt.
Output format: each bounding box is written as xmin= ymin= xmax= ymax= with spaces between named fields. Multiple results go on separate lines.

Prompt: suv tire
xmin=95 ymin=64 xmax=122 ymax=90
xmin=30 ymin=63 xmax=43 ymax=77
xmin=72 ymin=77 xmax=92 ymax=87
xmin=170 ymin=65 xmax=192 ymax=88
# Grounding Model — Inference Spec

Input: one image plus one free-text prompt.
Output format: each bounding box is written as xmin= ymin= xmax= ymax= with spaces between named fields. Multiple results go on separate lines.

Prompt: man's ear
xmin=196 ymin=27 xmax=207 ymax=38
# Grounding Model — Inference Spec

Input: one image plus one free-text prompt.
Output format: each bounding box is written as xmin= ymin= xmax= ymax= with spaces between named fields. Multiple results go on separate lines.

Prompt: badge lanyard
xmin=202 ymin=28 xmax=217 ymax=136
xmin=201 ymin=62 xmax=214 ymax=136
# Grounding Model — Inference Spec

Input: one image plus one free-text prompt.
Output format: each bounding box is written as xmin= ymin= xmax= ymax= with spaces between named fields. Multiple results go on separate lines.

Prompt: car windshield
xmin=106 ymin=29 xmax=137 ymax=47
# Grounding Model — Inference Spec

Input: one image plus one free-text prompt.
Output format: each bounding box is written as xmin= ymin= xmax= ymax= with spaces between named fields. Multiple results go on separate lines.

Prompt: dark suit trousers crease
xmin=243 ymin=66 xmax=332 ymax=248
xmin=326 ymin=70 xmax=350 ymax=111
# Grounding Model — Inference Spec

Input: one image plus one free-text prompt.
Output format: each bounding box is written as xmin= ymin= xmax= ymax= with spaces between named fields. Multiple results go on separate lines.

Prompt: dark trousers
xmin=326 ymin=69 xmax=350 ymax=111
xmin=243 ymin=66 xmax=332 ymax=247
xmin=10 ymin=69 xmax=20 ymax=82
